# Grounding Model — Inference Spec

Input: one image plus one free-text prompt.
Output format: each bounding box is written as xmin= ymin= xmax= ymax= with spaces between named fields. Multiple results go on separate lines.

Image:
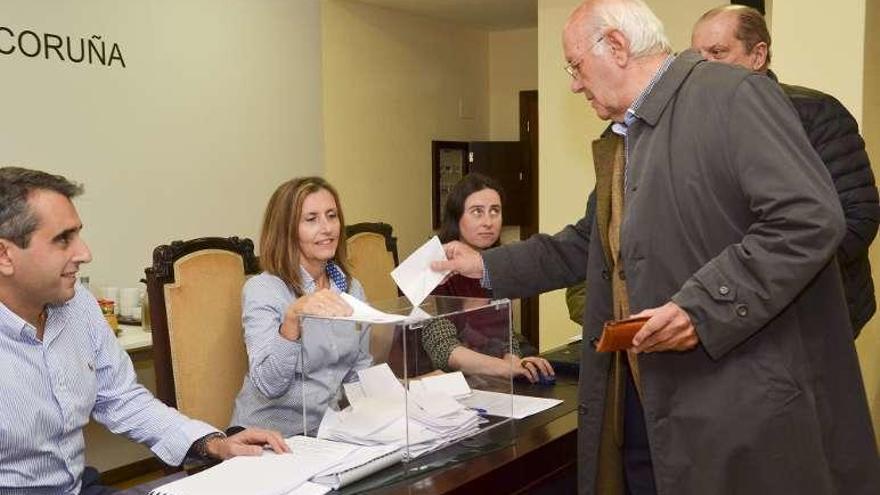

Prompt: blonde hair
xmin=259 ymin=177 xmax=350 ymax=296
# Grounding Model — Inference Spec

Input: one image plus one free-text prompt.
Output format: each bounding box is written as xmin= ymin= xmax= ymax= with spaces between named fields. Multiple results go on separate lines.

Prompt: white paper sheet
xmin=419 ymin=371 xmax=472 ymax=398
xmin=284 ymin=482 xmax=331 ymax=495
xmin=357 ymin=363 xmax=406 ymax=400
xmin=390 ymin=236 xmax=450 ymax=306
xmin=332 ymin=293 xmax=408 ymax=323
xmin=459 ymin=390 xmax=563 ymax=419
xmin=148 ymin=452 xmax=331 ymax=495
xmin=343 ymin=382 xmax=366 ymax=406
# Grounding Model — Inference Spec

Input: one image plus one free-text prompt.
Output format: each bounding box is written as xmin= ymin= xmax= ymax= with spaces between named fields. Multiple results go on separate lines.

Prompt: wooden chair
xmin=345 ymin=222 xmax=401 ymax=365
xmin=344 ymin=222 xmax=400 ymax=303
xmin=145 ymin=236 xmax=259 ymax=429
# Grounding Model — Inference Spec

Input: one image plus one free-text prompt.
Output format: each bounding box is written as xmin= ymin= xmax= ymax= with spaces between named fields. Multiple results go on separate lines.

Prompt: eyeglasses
xmin=563 ymin=34 xmax=605 ymax=79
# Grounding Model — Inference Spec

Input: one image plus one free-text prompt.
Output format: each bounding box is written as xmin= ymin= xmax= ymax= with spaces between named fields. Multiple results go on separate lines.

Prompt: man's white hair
xmin=590 ymin=0 xmax=672 ymax=57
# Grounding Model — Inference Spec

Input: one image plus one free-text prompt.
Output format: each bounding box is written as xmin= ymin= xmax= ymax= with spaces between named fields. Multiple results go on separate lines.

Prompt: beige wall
xmin=535 ymin=0 xmax=721 ymax=351
xmin=489 ymin=28 xmax=538 ymax=140
xmin=322 ymin=0 xmax=490 ymax=258
xmin=0 ymin=0 xmax=324 ymax=471
xmin=859 ymin=0 xmax=880 ymax=447
xmin=769 ymin=0 xmax=866 ymax=127
xmin=0 ymin=0 xmax=324 ymax=291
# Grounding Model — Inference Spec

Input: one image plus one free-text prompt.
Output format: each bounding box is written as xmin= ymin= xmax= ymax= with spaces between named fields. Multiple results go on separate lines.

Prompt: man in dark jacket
xmin=435 ymin=0 xmax=879 ymax=493
xmin=691 ymin=4 xmax=879 ymax=335
xmin=567 ymin=5 xmax=879 ymax=336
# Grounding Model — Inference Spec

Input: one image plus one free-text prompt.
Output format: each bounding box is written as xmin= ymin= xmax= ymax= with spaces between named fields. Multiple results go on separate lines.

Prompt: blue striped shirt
xmin=611 ymin=54 xmax=676 ymax=194
xmin=0 ymin=284 xmax=216 ymax=494
xmin=229 ymin=266 xmax=372 ymax=437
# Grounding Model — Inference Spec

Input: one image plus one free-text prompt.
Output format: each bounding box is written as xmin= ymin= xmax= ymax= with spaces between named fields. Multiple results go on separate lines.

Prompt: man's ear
xmin=0 ymin=239 xmax=16 ymax=276
xmin=749 ymin=42 xmax=769 ymax=71
xmin=604 ymin=29 xmax=631 ymax=66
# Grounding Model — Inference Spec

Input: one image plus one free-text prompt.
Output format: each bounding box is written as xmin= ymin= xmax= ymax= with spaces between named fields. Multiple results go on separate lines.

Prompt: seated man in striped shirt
xmin=0 ymin=167 xmax=289 ymax=494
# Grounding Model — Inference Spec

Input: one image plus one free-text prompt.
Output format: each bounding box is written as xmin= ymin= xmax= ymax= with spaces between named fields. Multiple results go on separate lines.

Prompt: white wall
xmin=322 ymin=0 xmax=490 ymax=258
xmin=769 ymin=0 xmax=866 ymax=127
xmin=489 ymin=27 xmax=538 ymax=141
xmin=0 ymin=0 xmax=324 ymax=292
xmin=0 ymin=0 xmax=324 ymax=471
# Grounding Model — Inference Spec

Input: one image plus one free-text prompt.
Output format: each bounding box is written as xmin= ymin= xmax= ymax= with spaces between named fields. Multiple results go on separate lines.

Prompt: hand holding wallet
xmin=595 ymin=315 xmax=650 ymax=352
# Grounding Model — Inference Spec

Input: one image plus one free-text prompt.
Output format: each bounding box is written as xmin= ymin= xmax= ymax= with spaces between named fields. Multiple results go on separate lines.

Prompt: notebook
xmin=292 ymin=436 xmax=403 ymax=490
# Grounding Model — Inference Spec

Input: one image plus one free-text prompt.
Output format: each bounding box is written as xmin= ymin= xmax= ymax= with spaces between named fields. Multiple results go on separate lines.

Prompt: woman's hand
xmin=279 ymin=289 xmax=353 ymax=341
xmin=509 ymin=355 xmax=555 ymax=383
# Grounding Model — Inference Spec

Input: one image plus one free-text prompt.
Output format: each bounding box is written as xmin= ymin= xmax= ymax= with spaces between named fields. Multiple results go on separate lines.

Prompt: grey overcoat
xmin=483 ymin=51 xmax=879 ymax=494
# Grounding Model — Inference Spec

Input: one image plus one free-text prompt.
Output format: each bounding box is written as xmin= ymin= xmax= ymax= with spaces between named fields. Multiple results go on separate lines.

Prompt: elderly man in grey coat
xmin=433 ymin=0 xmax=880 ymax=494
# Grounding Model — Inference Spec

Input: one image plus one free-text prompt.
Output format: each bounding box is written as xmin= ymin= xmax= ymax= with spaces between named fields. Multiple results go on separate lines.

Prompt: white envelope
xmin=391 ymin=236 xmax=450 ymax=306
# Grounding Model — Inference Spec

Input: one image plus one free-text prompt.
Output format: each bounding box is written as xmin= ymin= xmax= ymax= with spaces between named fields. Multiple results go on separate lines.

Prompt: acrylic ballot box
xmin=296 ymin=296 xmax=516 ymax=462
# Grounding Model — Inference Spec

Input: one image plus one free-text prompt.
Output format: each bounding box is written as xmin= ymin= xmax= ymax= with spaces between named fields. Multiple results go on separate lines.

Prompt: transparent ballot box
xmin=296 ymin=296 xmax=515 ymax=462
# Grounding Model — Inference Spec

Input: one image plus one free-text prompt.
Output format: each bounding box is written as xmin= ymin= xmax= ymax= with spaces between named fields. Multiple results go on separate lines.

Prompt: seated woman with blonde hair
xmin=230 ymin=177 xmax=371 ymax=437
xmin=425 ymin=173 xmax=554 ymax=383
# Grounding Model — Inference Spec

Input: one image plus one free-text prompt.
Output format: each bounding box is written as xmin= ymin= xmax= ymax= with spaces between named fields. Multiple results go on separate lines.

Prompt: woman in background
xmin=427 ymin=173 xmax=554 ymax=383
xmin=230 ymin=177 xmax=371 ymax=437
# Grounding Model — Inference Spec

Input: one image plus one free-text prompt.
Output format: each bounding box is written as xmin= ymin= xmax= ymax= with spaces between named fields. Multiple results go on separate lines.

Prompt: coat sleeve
xmin=565 ymin=189 xmax=597 ymax=324
xmin=671 ymin=74 xmax=846 ymax=360
xmin=483 ymin=188 xmax=596 ymax=300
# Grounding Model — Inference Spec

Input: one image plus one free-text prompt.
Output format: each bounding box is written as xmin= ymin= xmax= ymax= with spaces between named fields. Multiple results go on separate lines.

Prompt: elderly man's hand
xmin=205 ymin=428 xmax=290 ymax=460
xmin=430 ymin=241 xmax=485 ymax=279
xmin=630 ymin=302 xmax=699 ymax=353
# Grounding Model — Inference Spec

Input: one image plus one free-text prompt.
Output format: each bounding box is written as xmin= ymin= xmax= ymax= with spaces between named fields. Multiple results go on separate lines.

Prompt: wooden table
xmin=121 ymin=374 xmax=580 ymax=495
xmin=117 ymin=324 xmax=153 ymax=361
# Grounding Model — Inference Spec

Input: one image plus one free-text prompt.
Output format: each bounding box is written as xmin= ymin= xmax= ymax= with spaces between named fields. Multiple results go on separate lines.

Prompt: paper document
xmin=459 ymin=390 xmax=563 ymax=419
xmin=391 ymin=236 xmax=450 ymax=306
xmin=318 ymin=363 xmax=484 ymax=459
xmin=284 ymin=482 xmax=331 ymax=495
xmin=148 ymin=452 xmax=327 ymax=495
xmin=318 ymin=293 xmax=432 ymax=325
xmin=357 ymin=363 xmax=406 ymax=400
xmin=343 ymin=381 xmax=366 ymax=406
xmin=331 ymin=293 xmax=408 ymax=324
xmin=417 ymin=371 xmax=472 ymax=398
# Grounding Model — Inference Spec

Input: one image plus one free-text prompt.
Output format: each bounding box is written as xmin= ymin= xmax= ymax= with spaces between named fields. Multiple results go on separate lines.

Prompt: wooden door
xmin=519 ymin=90 xmax=540 ymax=348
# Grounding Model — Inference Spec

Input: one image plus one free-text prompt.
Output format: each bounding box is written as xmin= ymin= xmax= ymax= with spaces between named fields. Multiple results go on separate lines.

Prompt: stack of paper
xmin=318 ymin=364 xmax=484 ymax=458
xmin=149 ymin=436 xmax=404 ymax=495
xmin=148 ymin=448 xmax=339 ymax=495
xmin=289 ymin=436 xmax=402 ymax=491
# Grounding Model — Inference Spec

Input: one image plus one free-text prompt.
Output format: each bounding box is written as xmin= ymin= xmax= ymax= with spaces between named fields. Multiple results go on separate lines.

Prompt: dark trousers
xmin=81 ymin=466 xmax=118 ymax=495
xmin=623 ymin=367 xmax=657 ymax=495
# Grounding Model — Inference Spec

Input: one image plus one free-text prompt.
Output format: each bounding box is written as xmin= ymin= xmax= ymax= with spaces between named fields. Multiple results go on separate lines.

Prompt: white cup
xmin=102 ymin=287 xmax=120 ymax=314
xmin=120 ymin=288 xmax=140 ymax=319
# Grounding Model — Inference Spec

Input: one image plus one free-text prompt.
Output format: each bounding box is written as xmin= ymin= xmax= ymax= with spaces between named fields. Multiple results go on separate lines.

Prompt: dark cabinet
xmin=432 ymin=140 xmax=528 ymax=228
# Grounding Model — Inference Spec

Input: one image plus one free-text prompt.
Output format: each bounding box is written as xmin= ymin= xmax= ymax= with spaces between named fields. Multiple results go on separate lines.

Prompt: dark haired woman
xmin=426 ymin=174 xmax=554 ymax=383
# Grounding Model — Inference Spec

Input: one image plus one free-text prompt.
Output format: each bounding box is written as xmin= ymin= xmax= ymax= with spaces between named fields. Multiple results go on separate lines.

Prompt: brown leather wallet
xmin=595 ymin=316 xmax=650 ymax=352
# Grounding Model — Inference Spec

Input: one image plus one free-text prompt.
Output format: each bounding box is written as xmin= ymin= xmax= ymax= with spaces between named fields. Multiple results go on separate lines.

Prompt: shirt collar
xmin=0 ymin=297 xmax=69 ymax=343
xmin=611 ymin=54 xmax=676 ymax=136
xmin=299 ymin=261 xmax=348 ymax=294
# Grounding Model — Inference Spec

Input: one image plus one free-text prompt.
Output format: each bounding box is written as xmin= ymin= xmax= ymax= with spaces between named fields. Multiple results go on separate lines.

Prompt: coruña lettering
xmin=0 ymin=26 xmax=126 ymax=68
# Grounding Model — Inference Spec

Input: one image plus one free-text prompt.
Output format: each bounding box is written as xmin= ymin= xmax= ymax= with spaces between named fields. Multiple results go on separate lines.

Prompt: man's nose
xmin=75 ymin=238 xmax=93 ymax=264
xmin=570 ymin=77 xmax=583 ymax=94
